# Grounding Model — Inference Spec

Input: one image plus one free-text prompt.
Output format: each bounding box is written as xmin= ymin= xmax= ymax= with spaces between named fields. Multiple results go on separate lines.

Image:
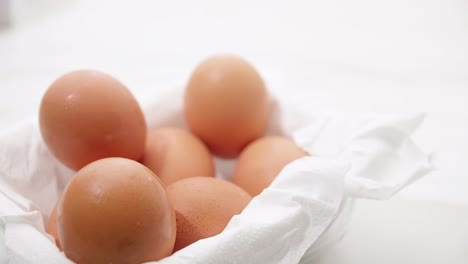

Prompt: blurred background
xmin=0 ymin=0 xmax=467 ymax=263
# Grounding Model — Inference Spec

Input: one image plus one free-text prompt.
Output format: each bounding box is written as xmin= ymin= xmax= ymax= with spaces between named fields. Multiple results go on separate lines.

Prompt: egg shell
xmin=184 ymin=55 xmax=271 ymax=158
xmin=39 ymin=70 xmax=147 ymax=171
xmin=167 ymin=177 xmax=252 ymax=252
xmin=141 ymin=127 xmax=215 ymax=185
xmin=232 ymin=136 xmax=308 ymax=196
xmin=58 ymin=157 xmax=176 ymax=264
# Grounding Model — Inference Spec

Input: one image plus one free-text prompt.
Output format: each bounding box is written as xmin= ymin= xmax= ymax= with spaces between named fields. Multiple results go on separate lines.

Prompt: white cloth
xmin=0 ymin=88 xmax=430 ymax=263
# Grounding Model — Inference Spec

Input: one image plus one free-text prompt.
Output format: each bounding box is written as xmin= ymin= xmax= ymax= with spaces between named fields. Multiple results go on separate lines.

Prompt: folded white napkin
xmin=0 ymin=88 xmax=431 ymax=264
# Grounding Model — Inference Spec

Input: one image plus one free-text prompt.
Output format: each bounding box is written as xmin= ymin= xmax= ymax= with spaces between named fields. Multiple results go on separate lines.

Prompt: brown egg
xmin=39 ymin=70 xmax=147 ymax=171
xmin=184 ymin=55 xmax=271 ymax=158
xmin=57 ymin=158 xmax=176 ymax=264
xmin=232 ymin=136 xmax=308 ymax=196
xmin=141 ymin=127 xmax=215 ymax=185
xmin=167 ymin=177 xmax=252 ymax=252
xmin=47 ymin=202 xmax=61 ymax=250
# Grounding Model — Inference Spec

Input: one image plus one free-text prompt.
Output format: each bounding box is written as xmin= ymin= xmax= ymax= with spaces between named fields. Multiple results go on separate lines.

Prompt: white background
xmin=0 ymin=0 xmax=467 ymax=263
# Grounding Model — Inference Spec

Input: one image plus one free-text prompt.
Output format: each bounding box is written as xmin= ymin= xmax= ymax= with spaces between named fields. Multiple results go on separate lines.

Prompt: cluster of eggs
xmin=41 ymin=55 xmax=308 ymax=263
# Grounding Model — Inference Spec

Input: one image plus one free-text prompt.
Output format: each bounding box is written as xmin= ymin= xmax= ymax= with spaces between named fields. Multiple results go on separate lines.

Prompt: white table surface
xmin=1 ymin=0 xmax=467 ymax=263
